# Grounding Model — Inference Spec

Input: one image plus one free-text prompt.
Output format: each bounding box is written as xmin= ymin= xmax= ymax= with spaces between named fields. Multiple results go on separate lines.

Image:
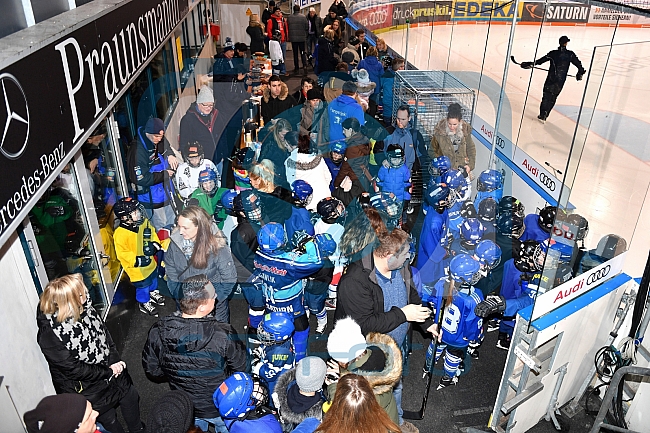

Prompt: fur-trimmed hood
xmin=433 ymin=117 xmax=471 ymax=139
xmin=347 ymin=332 xmax=403 ymax=395
xmin=274 ymin=369 xmax=324 ymax=425
xmin=263 ymin=81 xmax=290 ymax=102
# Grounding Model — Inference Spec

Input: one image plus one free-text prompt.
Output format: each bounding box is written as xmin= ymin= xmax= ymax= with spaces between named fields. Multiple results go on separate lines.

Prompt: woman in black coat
xmin=318 ymin=28 xmax=339 ymax=73
xmin=36 ymin=274 xmax=145 ymax=433
xmin=246 ymin=14 xmax=266 ymax=54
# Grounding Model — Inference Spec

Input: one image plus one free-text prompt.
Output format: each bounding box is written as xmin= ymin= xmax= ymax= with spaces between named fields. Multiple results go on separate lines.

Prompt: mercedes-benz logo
xmin=0 ymin=73 xmax=29 ymax=160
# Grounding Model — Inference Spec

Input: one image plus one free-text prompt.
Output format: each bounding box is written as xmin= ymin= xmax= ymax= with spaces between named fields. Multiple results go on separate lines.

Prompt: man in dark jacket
xmin=322 ymin=7 xmax=341 ymax=29
xmin=306 ymin=7 xmax=322 ymax=61
xmin=142 ymin=275 xmax=248 ymax=432
xmin=331 ymin=0 xmax=348 ymax=19
xmin=287 ymin=5 xmax=309 ymax=73
xmin=261 ymin=75 xmax=297 ymax=124
xmin=520 ymin=35 xmax=586 ymax=123
xmin=127 ymin=117 xmax=177 ymax=229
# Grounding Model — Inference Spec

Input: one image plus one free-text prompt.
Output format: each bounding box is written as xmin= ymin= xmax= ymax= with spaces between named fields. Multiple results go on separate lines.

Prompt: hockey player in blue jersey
xmin=474 ymin=240 xmax=547 ymax=350
xmin=444 ymin=169 xmax=471 ymax=241
xmin=251 ymin=223 xmax=336 ymax=361
xmin=521 ymin=205 xmax=564 ymax=243
xmin=473 ymin=239 xmax=502 ymax=298
xmin=478 ymin=197 xmax=498 ymax=239
xmin=474 ymin=169 xmax=504 ymax=209
xmin=252 ymin=312 xmax=296 ymax=396
xmin=213 ymin=372 xmax=283 ymax=433
xmin=415 ymin=181 xmax=453 ymax=285
xmin=285 ymin=180 xmax=316 ymax=241
xmin=422 ymin=254 xmax=485 ymax=389
xmin=324 ymin=141 xmax=347 ymax=191
xmin=377 ymin=144 xmax=411 ymax=204
xmin=449 ymin=216 xmax=485 ymax=258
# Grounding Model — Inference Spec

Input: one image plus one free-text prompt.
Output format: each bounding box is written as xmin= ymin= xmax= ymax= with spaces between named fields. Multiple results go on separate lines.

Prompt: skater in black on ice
xmin=520 ymin=35 xmax=586 ymax=123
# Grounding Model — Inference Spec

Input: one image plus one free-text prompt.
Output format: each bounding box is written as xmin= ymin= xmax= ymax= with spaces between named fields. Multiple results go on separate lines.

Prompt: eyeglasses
xmin=199 ymin=103 xmax=214 ymax=108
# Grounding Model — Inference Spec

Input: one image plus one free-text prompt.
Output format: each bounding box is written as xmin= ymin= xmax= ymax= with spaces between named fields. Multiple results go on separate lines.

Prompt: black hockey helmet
xmin=515 ymin=240 xmax=542 ymax=273
xmin=478 ymin=197 xmax=498 ymax=222
xmin=565 ymin=213 xmax=589 ymax=241
xmin=113 ymin=197 xmax=144 ymax=227
xmin=498 ymin=196 xmax=525 ymax=218
xmin=183 ymin=142 xmax=205 ymax=168
xmin=317 ymin=197 xmax=345 ymax=224
xmin=497 ymin=213 xmax=525 ymax=238
xmin=538 ymin=206 xmax=560 ymax=233
xmin=459 ymin=201 xmax=477 ymax=219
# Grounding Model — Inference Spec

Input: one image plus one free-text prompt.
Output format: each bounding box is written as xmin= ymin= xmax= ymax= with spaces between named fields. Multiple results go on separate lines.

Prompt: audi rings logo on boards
xmin=0 ymin=73 xmax=30 ymax=160
xmin=538 ymin=172 xmax=556 ymax=191
xmin=365 ymin=9 xmax=389 ymax=26
xmin=587 ymin=265 xmax=611 ymax=286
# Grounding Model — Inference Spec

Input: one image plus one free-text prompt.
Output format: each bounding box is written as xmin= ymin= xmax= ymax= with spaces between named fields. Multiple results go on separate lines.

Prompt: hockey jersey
xmin=175 ymin=159 xmax=217 ymax=199
xmin=188 ymin=187 xmax=228 ymax=229
xmin=114 ymin=219 xmax=160 ymax=284
xmin=252 ymin=340 xmax=295 ymax=394
xmin=225 ymin=414 xmax=283 ymax=433
xmin=446 ymin=199 xmax=466 ymax=241
xmin=428 ymin=278 xmax=484 ymax=347
xmin=520 ymin=213 xmax=550 ymax=243
xmin=286 ymin=207 xmax=315 ymax=242
xmin=500 ymin=258 xmax=543 ymax=317
xmin=415 ymin=208 xmax=448 ymax=270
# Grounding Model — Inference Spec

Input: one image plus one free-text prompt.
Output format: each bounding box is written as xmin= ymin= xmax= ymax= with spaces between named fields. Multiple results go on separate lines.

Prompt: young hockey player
xmin=113 ymin=197 xmax=165 ymax=316
xmin=251 ymin=223 xmax=335 ymax=360
xmin=449 ymin=217 xmax=485 ymax=257
xmin=473 ymin=239 xmax=503 ymax=298
xmin=252 ymin=312 xmax=296 ymax=395
xmin=232 ymin=147 xmax=255 ymax=192
xmin=187 ymin=168 xmax=229 ymax=229
xmin=477 ymin=197 xmax=498 ymax=238
xmin=423 ymin=254 xmax=484 ymax=389
xmin=269 ymin=29 xmax=285 ymax=75
xmin=286 ymin=180 xmax=316 ymax=242
xmin=520 ymin=205 xmax=563 ymax=243
xmin=369 ymin=192 xmax=402 ymax=231
xmin=415 ymin=181 xmax=452 ymax=285
xmin=324 ymin=141 xmax=347 ymax=191
xmin=213 ymin=372 xmax=283 ymax=433
xmin=376 ymin=144 xmax=411 ymax=204
xmin=315 ymin=197 xmax=346 ymax=311
xmin=474 ymin=169 xmax=504 ymax=209
xmin=175 ymin=142 xmax=217 ymax=199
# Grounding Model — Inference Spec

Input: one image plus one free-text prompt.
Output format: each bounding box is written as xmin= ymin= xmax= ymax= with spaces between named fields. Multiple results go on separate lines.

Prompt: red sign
xmin=352 ymin=5 xmax=394 ymax=31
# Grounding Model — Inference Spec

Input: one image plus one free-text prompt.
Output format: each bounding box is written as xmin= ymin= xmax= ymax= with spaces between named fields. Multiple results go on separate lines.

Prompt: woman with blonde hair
xmin=318 ymin=27 xmax=340 ymax=73
xmin=36 ymin=274 xmax=145 ymax=433
xmin=317 ymin=374 xmax=400 ymax=433
xmin=376 ymin=38 xmax=389 ymax=60
xmin=259 ymin=117 xmax=294 ymax=187
xmin=248 ymin=159 xmax=292 ymax=223
xmin=165 ymin=205 xmax=237 ymax=322
xmin=247 ymin=14 xmax=266 ymax=54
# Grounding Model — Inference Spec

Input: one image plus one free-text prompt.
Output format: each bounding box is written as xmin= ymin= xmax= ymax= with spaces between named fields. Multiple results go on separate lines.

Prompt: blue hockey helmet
xmin=213 ymin=372 xmax=269 ymax=419
xmin=257 ymin=223 xmax=285 ymax=252
xmin=257 ymin=312 xmax=295 ymax=345
xmin=198 ymin=168 xmax=219 ymax=195
xmin=449 ymin=253 xmax=482 ymax=286
xmin=330 ymin=141 xmax=347 ymax=157
xmin=220 ymin=189 xmax=239 ymax=215
xmin=460 ymin=218 xmax=485 ymax=247
xmin=478 ymin=197 xmax=498 ymax=222
xmin=291 ymin=180 xmax=314 ymax=208
xmin=443 ymin=169 xmax=465 ymax=191
xmin=240 ymin=189 xmax=262 ymax=222
xmin=429 ymin=155 xmax=452 ymax=176
xmin=425 ymin=180 xmax=453 ymax=209
xmin=474 ymin=239 xmax=502 ymax=270
xmin=370 ymin=192 xmax=401 ymax=219
xmin=477 ymin=169 xmax=504 ymax=192
xmin=314 ymin=233 xmax=337 ymax=256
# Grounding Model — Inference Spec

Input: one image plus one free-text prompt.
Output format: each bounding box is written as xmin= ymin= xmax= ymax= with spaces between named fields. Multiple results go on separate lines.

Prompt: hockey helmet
xmin=565 ymin=213 xmax=589 ymax=241
xmin=428 ymin=156 xmax=452 ymax=177
xmin=198 ymin=168 xmax=219 ymax=197
xmin=596 ymin=234 xmax=627 ymax=260
xmin=386 ymin=144 xmax=405 ymax=168
xmin=477 ymin=169 xmax=503 ymax=192
xmin=272 ymin=29 xmax=282 ymax=40
xmin=257 ymin=223 xmax=285 ymax=252
xmin=498 ymin=196 xmax=525 ymax=218
xmin=317 ymin=197 xmax=345 ymax=224
xmin=231 ymin=194 xmax=246 ymax=217
xmin=515 ymin=240 xmax=543 ymax=273
xmin=370 ymin=192 xmax=401 ymax=220
xmin=113 ymin=197 xmax=144 ymax=226
xmin=257 ymin=312 xmax=295 ymax=345
xmin=329 ymin=142 xmax=347 ymax=165
xmin=449 ymin=253 xmax=482 ymax=286
xmin=460 ymin=218 xmax=485 ymax=247
xmin=314 ymin=233 xmax=337 ymax=257
xmin=443 ymin=169 xmax=465 ymax=191
xmin=496 ymin=213 xmax=525 ymax=238
xmin=475 ymin=239 xmax=502 ymax=270
xmin=220 ymin=190 xmax=239 ymax=215
xmin=425 ymin=181 xmax=452 ymax=209
xmin=183 ymin=142 xmax=204 ymax=168
xmin=213 ymin=372 xmax=269 ymax=420
xmin=538 ymin=206 xmax=559 ymax=233
xmin=478 ymin=197 xmax=498 ymax=222
xmin=234 ymin=147 xmax=255 ymax=169
xmin=240 ymin=190 xmax=263 ymax=222
xmin=291 ymin=180 xmax=314 ymax=208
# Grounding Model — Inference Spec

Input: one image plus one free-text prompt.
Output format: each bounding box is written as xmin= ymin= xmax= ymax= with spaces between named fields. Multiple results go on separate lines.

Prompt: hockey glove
xmin=134 ymin=256 xmax=152 ymax=267
xmin=576 ymin=71 xmax=585 ymax=81
xmin=474 ymin=295 xmax=506 ymax=317
xmin=520 ymin=61 xmax=534 ymax=69
xmin=142 ymin=241 xmax=161 ymax=257
xmin=315 ymin=233 xmax=337 ymax=257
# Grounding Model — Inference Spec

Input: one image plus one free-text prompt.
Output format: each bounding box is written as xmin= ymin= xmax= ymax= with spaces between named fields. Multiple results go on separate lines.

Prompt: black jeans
xmin=307 ymin=34 xmax=318 ymax=58
xmin=97 ymin=385 xmax=143 ymax=433
xmin=291 ymin=41 xmax=308 ymax=69
xmin=539 ymin=80 xmax=564 ymax=119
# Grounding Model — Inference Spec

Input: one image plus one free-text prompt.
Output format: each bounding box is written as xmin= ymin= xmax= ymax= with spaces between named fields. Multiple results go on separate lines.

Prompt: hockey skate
xmin=437 ymin=375 xmax=458 ymax=390
xmin=537 ymin=114 xmax=547 ymax=124
xmin=496 ymin=332 xmax=512 ymax=350
xmin=486 ymin=318 xmax=501 ymax=332
xmin=316 ymin=317 xmax=328 ymax=334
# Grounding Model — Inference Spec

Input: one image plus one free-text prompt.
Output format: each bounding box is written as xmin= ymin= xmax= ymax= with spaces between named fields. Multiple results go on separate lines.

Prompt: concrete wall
xmin=0 ymin=231 xmax=56 ymax=424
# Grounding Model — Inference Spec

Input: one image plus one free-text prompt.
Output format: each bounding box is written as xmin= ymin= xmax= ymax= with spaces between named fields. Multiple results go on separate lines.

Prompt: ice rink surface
xmin=381 ymin=23 xmax=650 ymax=275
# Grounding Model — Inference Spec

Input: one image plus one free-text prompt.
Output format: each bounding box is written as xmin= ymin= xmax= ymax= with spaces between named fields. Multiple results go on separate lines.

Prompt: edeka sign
xmin=392 ymin=2 xmax=452 ymax=23
xmin=352 ymin=5 xmax=394 ymax=31
xmin=452 ymin=0 xmax=524 ymax=21
xmin=521 ymin=2 xmax=589 ymax=23
xmin=0 ymin=0 xmax=186 ymax=247
xmin=531 ymin=252 xmax=627 ymax=321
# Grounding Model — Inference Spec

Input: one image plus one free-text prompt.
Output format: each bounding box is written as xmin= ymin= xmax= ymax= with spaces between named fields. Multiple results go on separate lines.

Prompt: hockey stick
xmin=403 ymin=280 xmax=454 ymax=420
xmin=510 ymin=55 xmax=576 ymax=77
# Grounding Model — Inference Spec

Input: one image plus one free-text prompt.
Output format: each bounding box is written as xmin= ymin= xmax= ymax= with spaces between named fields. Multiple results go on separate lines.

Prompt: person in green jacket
xmin=187 ymin=168 xmax=229 ymax=230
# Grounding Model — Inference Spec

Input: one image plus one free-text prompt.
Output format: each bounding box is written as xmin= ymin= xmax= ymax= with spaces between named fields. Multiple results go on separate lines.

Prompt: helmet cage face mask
xmin=389 ymin=155 xmax=405 ymax=168
xmin=250 ymin=376 xmax=269 ymax=409
xmin=200 ymin=179 xmax=217 ymax=197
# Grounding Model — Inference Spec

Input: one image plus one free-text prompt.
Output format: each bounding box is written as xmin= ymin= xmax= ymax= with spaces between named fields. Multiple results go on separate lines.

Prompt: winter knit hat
xmin=307 ymin=88 xmax=322 ymax=100
xmin=295 ymin=356 xmax=327 ymax=392
xmin=145 ymin=117 xmax=165 ymax=134
xmin=197 ymin=86 xmax=214 ymax=104
xmin=147 ymin=390 xmax=194 ymax=433
xmin=355 ymin=69 xmax=371 ymax=85
xmin=24 ymin=394 xmax=88 ymax=433
xmin=327 ymin=317 xmax=368 ymax=363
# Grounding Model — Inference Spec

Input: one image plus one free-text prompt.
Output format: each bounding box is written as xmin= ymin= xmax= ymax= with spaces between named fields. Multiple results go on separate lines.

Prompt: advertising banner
xmin=352 ymin=4 xmax=394 ymax=31
xmin=392 ymin=1 xmax=452 ymax=24
xmin=0 ymin=0 xmax=187 ymax=247
xmin=299 ymin=0 xmax=322 ymax=9
xmin=521 ymin=1 xmax=589 ymax=23
xmin=451 ymin=0 xmax=524 ymax=21
xmin=588 ymin=5 xmax=643 ymax=25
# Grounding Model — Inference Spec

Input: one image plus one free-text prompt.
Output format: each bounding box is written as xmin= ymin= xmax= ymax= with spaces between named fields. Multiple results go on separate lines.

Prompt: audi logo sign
xmin=587 ymin=265 xmax=611 ymax=285
xmin=538 ymin=172 xmax=556 ymax=191
xmin=530 ymin=252 xmax=626 ymax=321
